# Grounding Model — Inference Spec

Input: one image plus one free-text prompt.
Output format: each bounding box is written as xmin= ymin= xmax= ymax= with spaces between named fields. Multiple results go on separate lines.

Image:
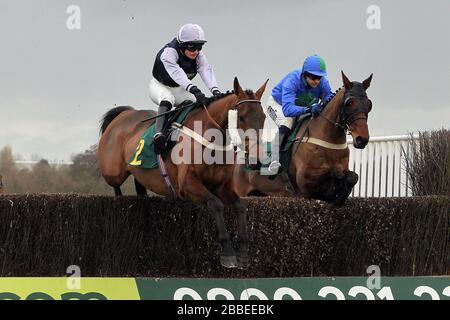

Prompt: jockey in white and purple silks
xmin=149 ymin=23 xmax=221 ymax=154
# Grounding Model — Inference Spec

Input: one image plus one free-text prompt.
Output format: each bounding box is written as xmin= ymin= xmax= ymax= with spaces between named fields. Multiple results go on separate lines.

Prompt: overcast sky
xmin=1 ymin=0 xmax=449 ymax=162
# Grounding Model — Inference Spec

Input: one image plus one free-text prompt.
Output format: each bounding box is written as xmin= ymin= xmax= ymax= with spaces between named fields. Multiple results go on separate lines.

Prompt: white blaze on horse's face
xmin=227 ymin=109 xmax=242 ymax=146
xmin=236 ymin=101 xmax=265 ymax=168
xmin=232 ymin=78 xmax=268 ymax=167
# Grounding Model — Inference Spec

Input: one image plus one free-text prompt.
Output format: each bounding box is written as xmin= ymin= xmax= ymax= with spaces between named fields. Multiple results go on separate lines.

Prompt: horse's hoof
xmin=331 ymin=192 xmax=350 ymax=207
xmin=220 ymin=255 xmax=237 ymax=268
xmin=237 ymin=255 xmax=249 ymax=269
xmin=346 ymin=172 xmax=359 ymax=185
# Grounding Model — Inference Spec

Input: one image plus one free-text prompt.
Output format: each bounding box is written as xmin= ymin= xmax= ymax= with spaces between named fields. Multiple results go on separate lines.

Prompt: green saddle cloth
xmin=128 ymin=103 xmax=198 ymax=169
xmin=259 ymin=116 xmax=309 ymax=173
xmin=279 ymin=120 xmax=304 ymax=170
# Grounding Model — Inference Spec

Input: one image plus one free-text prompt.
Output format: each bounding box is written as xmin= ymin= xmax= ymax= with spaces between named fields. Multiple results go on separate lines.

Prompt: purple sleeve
xmin=197 ymin=52 xmax=219 ymax=92
xmin=160 ymin=47 xmax=193 ymax=89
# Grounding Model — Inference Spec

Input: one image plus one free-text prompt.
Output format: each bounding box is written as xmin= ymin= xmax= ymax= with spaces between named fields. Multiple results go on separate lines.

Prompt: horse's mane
xmin=322 ymin=87 xmax=344 ymax=107
xmin=204 ymin=89 xmax=256 ymax=107
xmin=324 ymin=80 xmax=369 ymax=108
xmin=204 ymin=90 xmax=235 ymax=107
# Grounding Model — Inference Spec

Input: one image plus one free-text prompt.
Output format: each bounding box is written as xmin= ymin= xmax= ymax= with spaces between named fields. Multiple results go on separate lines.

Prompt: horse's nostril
xmin=355 ymin=136 xmax=368 ymax=148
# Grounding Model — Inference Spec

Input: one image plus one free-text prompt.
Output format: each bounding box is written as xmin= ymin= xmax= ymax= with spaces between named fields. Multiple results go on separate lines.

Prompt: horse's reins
xmin=316 ymin=93 xmax=349 ymax=132
xmin=203 ymin=99 xmax=262 ymax=134
xmin=291 ymin=92 xmax=346 ymax=155
xmin=318 ymin=108 xmax=348 ymax=131
xmin=202 ymin=99 xmax=263 ymax=157
xmin=159 ymin=98 xmax=262 ymax=196
xmin=140 ymin=101 xmax=197 ymax=123
xmin=317 ymin=92 xmax=369 ymax=133
xmin=291 ymin=89 xmax=371 ymax=155
xmin=291 ymin=118 xmax=314 ymax=158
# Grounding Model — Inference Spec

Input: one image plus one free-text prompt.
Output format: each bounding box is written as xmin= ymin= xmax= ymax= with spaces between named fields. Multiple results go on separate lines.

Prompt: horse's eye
xmin=345 ymin=99 xmax=352 ymax=107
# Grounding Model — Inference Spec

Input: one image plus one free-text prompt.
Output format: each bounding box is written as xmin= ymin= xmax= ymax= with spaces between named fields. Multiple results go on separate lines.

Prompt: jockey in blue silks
xmin=265 ymin=54 xmax=334 ymax=174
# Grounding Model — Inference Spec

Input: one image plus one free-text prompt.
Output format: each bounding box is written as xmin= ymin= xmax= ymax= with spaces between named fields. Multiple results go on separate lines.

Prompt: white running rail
xmin=348 ymin=134 xmax=419 ymax=197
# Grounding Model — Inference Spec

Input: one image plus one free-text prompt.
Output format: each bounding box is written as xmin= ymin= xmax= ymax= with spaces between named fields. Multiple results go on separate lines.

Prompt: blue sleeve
xmin=281 ymin=77 xmax=308 ymax=117
xmin=320 ymin=78 xmax=334 ymax=102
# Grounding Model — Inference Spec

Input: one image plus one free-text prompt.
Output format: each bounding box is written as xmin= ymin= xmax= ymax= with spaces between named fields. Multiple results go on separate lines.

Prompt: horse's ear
xmin=341 ymin=71 xmax=352 ymax=89
xmin=234 ymin=77 xmax=244 ymax=97
xmin=255 ymin=79 xmax=269 ymax=100
xmin=362 ymin=73 xmax=373 ymax=90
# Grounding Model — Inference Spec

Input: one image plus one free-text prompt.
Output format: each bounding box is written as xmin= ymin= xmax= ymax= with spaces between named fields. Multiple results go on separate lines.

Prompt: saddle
xmin=129 ymin=100 xmax=199 ymax=169
xmin=254 ymin=114 xmax=311 ymax=177
xmin=279 ymin=114 xmax=311 ymax=169
xmin=162 ymin=100 xmax=197 ymax=140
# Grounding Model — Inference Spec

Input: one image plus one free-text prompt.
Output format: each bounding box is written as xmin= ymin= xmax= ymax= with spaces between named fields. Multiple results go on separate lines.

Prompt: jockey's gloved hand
xmin=212 ymin=88 xmax=221 ymax=97
xmin=293 ymin=106 xmax=308 ymax=116
xmin=311 ymin=103 xmax=322 ymax=116
xmin=189 ymin=86 xmax=208 ymax=105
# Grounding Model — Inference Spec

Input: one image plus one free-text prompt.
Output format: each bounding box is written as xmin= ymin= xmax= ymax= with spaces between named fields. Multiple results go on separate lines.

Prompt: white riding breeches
xmin=266 ymin=95 xmax=295 ymax=129
xmin=149 ymin=78 xmax=196 ymax=107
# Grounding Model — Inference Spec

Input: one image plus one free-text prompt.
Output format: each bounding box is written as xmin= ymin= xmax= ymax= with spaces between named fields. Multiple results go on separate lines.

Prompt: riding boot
xmin=267 ymin=125 xmax=291 ymax=175
xmin=153 ymin=100 xmax=173 ymax=154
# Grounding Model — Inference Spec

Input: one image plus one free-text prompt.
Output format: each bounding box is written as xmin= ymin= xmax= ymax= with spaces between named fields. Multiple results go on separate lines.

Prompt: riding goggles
xmin=184 ymin=43 xmax=203 ymax=52
xmin=305 ymin=72 xmax=322 ymax=81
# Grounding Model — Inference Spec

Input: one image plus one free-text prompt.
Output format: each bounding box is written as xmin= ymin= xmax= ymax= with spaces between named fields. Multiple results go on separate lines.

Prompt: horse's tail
xmin=99 ymin=106 xmax=134 ymax=136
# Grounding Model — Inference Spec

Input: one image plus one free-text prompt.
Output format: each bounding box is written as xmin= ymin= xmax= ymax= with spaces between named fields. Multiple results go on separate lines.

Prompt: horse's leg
xmin=295 ymin=170 xmax=314 ymax=198
xmin=134 ymin=178 xmax=147 ymax=197
xmin=109 ymin=171 xmax=129 ymax=196
xmin=234 ymin=162 xmax=291 ymax=197
xmin=216 ymin=183 xmax=249 ymax=269
xmin=331 ymin=170 xmax=359 ymax=207
xmin=314 ymin=169 xmax=351 ymax=205
xmin=232 ymin=165 xmax=249 ymax=197
xmin=346 ymin=171 xmax=359 ymax=187
xmin=101 ymin=164 xmax=130 ymax=197
xmin=233 ymin=164 xmax=259 ymax=197
xmin=181 ymin=174 xmax=237 ymax=268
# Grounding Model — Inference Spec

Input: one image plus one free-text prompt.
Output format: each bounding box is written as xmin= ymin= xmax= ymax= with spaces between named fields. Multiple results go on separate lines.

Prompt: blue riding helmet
xmin=302 ymin=54 xmax=327 ymax=77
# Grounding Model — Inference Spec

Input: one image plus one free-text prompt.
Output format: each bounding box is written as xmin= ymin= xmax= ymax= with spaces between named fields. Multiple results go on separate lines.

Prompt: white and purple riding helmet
xmin=177 ymin=23 xmax=207 ymax=45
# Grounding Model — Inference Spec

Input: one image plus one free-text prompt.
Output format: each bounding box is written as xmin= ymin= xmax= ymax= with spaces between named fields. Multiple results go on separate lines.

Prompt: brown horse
xmin=98 ymin=78 xmax=267 ymax=268
xmin=234 ymin=71 xmax=373 ymax=207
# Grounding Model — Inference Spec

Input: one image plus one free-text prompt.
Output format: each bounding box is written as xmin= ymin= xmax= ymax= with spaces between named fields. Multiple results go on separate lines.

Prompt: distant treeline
xmin=0 ymin=145 xmax=134 ymax=195
xmin=1 ymin=128 xmax=449 ymax=196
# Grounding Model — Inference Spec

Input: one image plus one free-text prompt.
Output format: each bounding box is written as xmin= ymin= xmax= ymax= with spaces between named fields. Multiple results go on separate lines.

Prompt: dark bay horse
xmin=234 ymin=71 xmax=373 ymax=207
xmin=98 ymin=78 xmax=268 ymax=268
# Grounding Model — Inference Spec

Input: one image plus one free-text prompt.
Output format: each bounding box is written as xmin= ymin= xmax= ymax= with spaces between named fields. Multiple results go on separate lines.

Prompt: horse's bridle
xmin=319 ymin=89 xmax=371 ymax=133
xmin=203 ymin=99 xmax=262 ymax=133
xmin=234 ymin=99 xmax=262 ymax=108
